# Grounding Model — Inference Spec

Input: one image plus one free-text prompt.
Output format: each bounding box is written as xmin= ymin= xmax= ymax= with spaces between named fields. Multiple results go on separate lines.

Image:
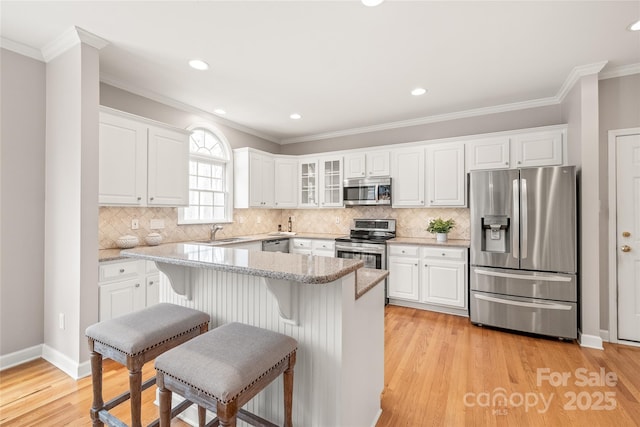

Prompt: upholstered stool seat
xmin=86 ymin=303 xmax=210 ymax=427
xmin=155 ymin=322 xmax=297 ymax=427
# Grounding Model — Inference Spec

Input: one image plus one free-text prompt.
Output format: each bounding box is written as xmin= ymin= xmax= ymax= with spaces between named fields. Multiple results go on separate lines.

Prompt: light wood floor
xmin=1 ymin=305 xmax=639 ymax=426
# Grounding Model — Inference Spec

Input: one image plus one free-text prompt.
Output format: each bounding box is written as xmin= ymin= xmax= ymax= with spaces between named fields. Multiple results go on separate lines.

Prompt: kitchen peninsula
xmin=121 ymin=242 xmax=387 ymax=427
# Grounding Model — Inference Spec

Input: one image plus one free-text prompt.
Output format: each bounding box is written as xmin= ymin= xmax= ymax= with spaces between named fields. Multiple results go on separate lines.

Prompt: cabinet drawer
xmin=99 ymin=260 xmax=140 ymax=283
xmin=421 ymin=247 xmax=466 ymax=260
xmin=292 ymin=239 xmax=312 ymax=249
xmin=312 ymin=240 xmax=335 ymax=251
xmin=388 ymin=245 xmax=419 ymax=257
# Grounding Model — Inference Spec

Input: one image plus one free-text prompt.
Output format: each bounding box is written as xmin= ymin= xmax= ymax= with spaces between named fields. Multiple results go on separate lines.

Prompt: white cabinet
xmin=420 ymin=248 xmax=466 ymax=309
xmin=387 ymin=244 xmax=468 ymax=315
xmin=298 ymin=159 xmax=319 ymax=208
xmin=99 ymin=109 xmax=189 ymax=207
xmin=387 ymin=246 xmax=420 ymax=301
xmin=391 ymin=147 xmax=425 ymax=207
xmin=99 ymin=260 xmax=159 ymax=321
xmin=274 ymin=157 xmax=298 ymax=208
xmin=512 ymin=129 xmax=564 ymax=167
xmin=425 ymin=143 xmax=465 ymax=207
xmin=466 ymin=137 xmax=511 ymax=171
xmin=344 ymin=151 xmax=390 ymax=179
xmin=234 ymin=149 xmax=275 ymax=208
xmin=291 ymin=238 xmax=313 ymax=255
xmin=291 ymin=238 xmax=334 ymax=257
xmin=319 ymin=157 xmax=343 ymax=207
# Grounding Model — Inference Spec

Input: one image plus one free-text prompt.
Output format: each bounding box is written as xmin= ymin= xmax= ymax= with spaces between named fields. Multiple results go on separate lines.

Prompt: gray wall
xmin=0 ymin=49 xmax=46 ymax=355
xmin=598 ymin=74 xmax=640 ymax=331
xmin=100 ymin=83 xmax=280 ymax=153
xmin=280 ymin=104 xmax=564 ymax=155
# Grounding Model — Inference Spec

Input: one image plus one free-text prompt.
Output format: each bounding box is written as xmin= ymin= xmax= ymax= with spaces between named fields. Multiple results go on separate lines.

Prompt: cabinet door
xmin=312 ymin=239 xmax=335 ymax=257
xmin=274 ymin=158 xmax=298 ymax=208
xmin=299 ymin=160 xmax=319 ymax=207
xmin=513 ymin=130 xmax=563 ymax=167
xmin=320 ymin=158 xmax=343 ymax=207
xmin=261 ymin=156 xmax=275 ymax=207
xmin=392 ymin=147 xmax=425 ymax=207
xmin=146 ymin=274 xmax=160 ymax=307
xmin=344 ymin=153 xmax=366 ymax=179
xmin=466 ymin=137 xmax=510 ymax=171
xmin=426 ymin=143 xmax=465 ymax=206
xmin=421 ymin=261 xmax=465 ymax=308
xmin=367 ymin=151 xmax=390 ymax=177
xmin=147 ymin=126 xmax=189 ymax=206
xmin=98 ymin=113 xmax=147 ymax=205
xmin=99 ymin=278 xmax=145 ymax=321
xmin=388 ymin=256 xmax=420 ymax=301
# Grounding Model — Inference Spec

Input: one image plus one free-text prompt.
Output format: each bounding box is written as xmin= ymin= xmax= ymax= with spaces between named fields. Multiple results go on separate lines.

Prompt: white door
xmin=148 ymin=126 xmax=189 ymax=206
xmin=274 ymin=158 xmax=298 ymax=208
xmin=387 ymin=256 xmax=419 ymax=301
xmin=391 ymin=147 xmax=425 ymax=207
xmin=617 ymin=133 xmax=640 ymax=342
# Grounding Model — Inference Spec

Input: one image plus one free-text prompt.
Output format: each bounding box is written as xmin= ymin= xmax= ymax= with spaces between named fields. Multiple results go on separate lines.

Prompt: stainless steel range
xmin=335 ymin=219 xmax=396 ymax=303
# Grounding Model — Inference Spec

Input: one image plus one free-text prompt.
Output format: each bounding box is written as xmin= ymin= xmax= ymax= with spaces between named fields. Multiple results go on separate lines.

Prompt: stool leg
xmin=129 ymin=366 xmax=143 ymax=427
xmin=283 ymin=353 xmax=296 ymax=427
xmin=157 ymin=373 xmax=172 ymax=427
xmin=217 ymin=401 xmax=237 ymax=427
xmin=89 ymin=342 xmax=104 ymax=427
xmin=198 ymin=406 xmax=206 ymax=426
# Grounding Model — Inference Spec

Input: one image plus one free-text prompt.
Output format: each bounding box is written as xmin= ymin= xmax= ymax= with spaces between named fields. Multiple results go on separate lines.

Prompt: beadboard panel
xmin=159 ymin=269 xmax=357 ymax=427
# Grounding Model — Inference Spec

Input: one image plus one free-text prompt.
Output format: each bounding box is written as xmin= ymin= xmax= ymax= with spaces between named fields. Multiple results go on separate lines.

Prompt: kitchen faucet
xmin=210 ymin=224 xmax=224 ymax=241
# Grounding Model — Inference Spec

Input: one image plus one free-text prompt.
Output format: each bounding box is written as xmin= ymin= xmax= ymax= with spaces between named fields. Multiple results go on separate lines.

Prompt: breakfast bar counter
xmin=121 ymin=243 xmax=385 ymax=427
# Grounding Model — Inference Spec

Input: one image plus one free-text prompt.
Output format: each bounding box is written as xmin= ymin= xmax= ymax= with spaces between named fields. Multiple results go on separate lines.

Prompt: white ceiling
xmin=2 ymin=1 xmax=639 ymax=144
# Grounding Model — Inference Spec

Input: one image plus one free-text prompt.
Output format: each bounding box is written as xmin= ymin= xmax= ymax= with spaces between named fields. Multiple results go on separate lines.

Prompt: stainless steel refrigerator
xmin=469 ymin=166 xmax=578 ymax=339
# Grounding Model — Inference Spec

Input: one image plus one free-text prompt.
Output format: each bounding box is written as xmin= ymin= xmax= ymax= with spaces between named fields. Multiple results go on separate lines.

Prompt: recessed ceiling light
xmin=214 ymin=108 xmax=226 ymax=116
xmin=362 ymin=0 xmax=384 ymax=6
xmin=290 ymin=113 xmax=302 ymax=120
xmin=629 ymin=20 xmax=640 ymax=31
xmin=411 ymin=87 xmax=427 ymax=96
xmin=188 ymin=59 xmax=209 ymax=71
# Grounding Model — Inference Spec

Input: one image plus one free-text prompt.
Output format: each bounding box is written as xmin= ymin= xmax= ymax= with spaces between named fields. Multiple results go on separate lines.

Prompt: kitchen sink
xmin=192 ymin=237 xmax=252 ymax=246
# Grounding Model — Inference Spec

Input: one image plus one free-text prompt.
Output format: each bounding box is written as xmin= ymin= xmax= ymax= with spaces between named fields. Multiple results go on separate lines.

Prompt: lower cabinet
xmin=291 ymin=238 xmax=335 ymax=257
xmin=388 ymin=244 xmax=468 ymax=316
xmin=99 ymin=259 xmax=159 ymax=321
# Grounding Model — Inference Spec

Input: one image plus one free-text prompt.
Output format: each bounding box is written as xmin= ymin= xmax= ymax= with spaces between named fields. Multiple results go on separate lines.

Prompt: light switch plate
xmin=150 ymin=219 xmax=165 ymax=229
xmin=131 ymin=219 xmax=139 ymax=230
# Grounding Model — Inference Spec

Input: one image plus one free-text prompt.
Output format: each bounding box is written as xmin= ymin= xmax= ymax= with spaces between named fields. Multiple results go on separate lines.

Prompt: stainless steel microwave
xmin=343 ymin=177 xmax=392 ymax=206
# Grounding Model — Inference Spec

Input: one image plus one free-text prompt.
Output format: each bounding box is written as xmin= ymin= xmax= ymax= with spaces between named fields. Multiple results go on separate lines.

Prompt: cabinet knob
xmin=425 ymin=264 xmax=428 ymax=267
xmin=137 ymin=196 xmax=142 ymax=201
xmin=505 ymin=162 xmax=509 ymax=166
xmin=430 ymin=200 xmax=434 ymax=203
xmin=149 ymin=197 xmax=154 ymax=201
xmin=119 ymin=269 xmax=125 ymax=273
xmin=420 ymin=200 xmax=424 ymax=204
xmin=135 ymin=283 xmax=140 ymax=288
xmin=518 ymin=161 xmax=522 ymax=165
xmin=441 ymin=253 xmax=446 ymax=256
xmin=149 ymin=281 xmax=154 ymax=285
xmin=414 ymin=264 xmax=418 ymax=267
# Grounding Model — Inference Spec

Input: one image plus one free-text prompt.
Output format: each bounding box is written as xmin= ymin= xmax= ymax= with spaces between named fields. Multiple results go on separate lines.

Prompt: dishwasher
xmin=262 ymin=238 xmax=290 ymax=253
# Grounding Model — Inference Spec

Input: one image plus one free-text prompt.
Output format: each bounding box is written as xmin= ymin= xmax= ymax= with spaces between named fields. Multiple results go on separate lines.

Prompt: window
xmin=178 ymin=126 xmax=232 ymax=224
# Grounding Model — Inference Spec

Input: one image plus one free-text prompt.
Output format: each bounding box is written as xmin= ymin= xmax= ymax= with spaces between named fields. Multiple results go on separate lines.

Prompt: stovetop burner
xmin=335 ymin=218 xmax=396 ymax=244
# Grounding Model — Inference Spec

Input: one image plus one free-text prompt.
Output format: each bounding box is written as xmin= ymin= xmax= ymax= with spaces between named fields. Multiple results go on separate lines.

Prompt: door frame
xmin=608 ymin=127 xmax=640 ymax=347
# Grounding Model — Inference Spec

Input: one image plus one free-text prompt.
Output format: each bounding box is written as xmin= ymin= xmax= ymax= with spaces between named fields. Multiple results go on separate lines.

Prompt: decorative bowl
xmin=145 ymin=233 xmax=163 ymax=246
xmin=116 ymin=235 xmax=139 ymax=249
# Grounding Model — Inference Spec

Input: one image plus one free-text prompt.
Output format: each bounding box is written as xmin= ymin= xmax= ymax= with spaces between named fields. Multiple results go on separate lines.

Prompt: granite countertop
xmin=355 ymin=268 xmax=389 ymax=300
xmin=121 ymin=242 xmax=363 ymax=285
xmin=387 ymin=237 xmax=470 ymax=248
xmin=99 ymin=232 xmax=345 ymax=262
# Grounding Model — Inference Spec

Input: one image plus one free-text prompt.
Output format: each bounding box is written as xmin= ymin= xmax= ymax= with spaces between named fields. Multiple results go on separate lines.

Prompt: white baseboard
xmin=0 ymin=344 xmax=43 ymax=371
xmin=578 ymin=332 xmax=604 ymax=350
xmin=42 ymin=345 xmax=91 ymax=380
xmin=600 ymin=329 xmax=610 ymax=342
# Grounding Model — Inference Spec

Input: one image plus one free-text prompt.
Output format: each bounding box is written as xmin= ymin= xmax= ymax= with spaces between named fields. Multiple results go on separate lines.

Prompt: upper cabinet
xmin=99 ymin=108 xmax=189 ymax=207
xmin=319 ymin=157 xmax=343 ymax=207
xmin=426 ymin=143 xmax=465 ymax=207
xmin=274 ymin=157 xmax=298 ymax=208
xmin=344 ymin=150 xmax=390 ymax=179
xmin=234 ymin=149 xmax=277 ymax=208
xmin=391 ymin=147 xmax=425 ymax=207
xmin=466 ymin=137 xmax=511 ymax=171
xmin=299 ymin=158 xmax=319 ymax=208
xmin=512 ymin=129 xmax=564 ymax=168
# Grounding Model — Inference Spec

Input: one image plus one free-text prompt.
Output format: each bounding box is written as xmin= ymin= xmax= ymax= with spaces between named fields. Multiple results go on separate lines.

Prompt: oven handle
xmin=335 ymin=245 xmax=386 ymax=254
xmin=473 ymin=293 xmax=572 ymax=311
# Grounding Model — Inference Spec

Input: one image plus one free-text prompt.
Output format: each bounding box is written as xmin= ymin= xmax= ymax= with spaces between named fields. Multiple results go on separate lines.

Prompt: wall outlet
xmin=237 ymin=216 xmax=245 ymax=224
xmin=150 ymin=219 xmax=165 ymax=229
xmin=59 ymin=313 xmax=65 ymax=330
xmin=131 ymin=219 xmax=139 ymax=230
xmin=257 ymin=216 xmax=262 ymax=224
xmin=335 ymin=217 xmax=340 ymax=224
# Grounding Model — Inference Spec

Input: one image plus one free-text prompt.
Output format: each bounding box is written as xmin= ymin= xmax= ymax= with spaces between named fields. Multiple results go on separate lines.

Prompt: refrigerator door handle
xmin=473 ymin=268 xmax=572 ymax=282
xmin=473 ymin=293 xmax=572 ymax=311
xmin=521 ymin=178 xmax=528 ymax=259
xmin=512 ymin=179 xmax=520 ymax=259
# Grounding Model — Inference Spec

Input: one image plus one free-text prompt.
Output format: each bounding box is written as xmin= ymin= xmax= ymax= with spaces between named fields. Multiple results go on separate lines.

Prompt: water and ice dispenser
xmin=481 ymin=215 xmax=510 ymax=253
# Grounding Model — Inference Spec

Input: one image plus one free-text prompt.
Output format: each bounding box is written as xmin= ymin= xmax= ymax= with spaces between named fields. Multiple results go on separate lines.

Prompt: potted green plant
xmin=427 ymin=217 xmax=455 ymax=243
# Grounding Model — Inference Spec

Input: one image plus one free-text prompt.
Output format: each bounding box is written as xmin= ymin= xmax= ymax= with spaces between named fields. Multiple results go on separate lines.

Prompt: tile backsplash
xmin=99 ymin=206 xmax=470 ymax=249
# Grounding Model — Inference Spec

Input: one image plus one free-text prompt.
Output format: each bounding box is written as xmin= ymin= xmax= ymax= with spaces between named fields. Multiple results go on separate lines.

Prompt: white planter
xmin=436 ymin=233 xmax=448 ymax=243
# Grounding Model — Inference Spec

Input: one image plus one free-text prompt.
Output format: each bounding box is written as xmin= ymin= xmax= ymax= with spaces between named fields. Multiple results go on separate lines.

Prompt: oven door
xmin=335 ymin=243 xmax=386 ymax=269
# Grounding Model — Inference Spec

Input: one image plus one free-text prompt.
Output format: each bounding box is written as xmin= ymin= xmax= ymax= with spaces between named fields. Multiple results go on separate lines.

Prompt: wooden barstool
xmin=85 ymin=303 xmax=210 ymax=427
xmin=155 ymin=322 xmax=297 ymax=427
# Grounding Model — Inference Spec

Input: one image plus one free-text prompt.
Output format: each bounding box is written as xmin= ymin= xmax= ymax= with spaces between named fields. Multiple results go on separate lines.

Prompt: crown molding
xmin=41 ymin=26 xmax=108 ymax=62
xmin=599 ymin=62 xmax=640 ymax=80
xmin=0 ymin=37 xmax=44 ymax=62
xmin=100 ymin=73 xmax=280 ymax=144
xmin=555 ymin=60 xmax=608 ymax=102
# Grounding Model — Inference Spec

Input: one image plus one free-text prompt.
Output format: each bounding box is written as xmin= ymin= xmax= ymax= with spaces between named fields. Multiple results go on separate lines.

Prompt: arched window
xmin=178 ymin=126 xmax=233 ymax=224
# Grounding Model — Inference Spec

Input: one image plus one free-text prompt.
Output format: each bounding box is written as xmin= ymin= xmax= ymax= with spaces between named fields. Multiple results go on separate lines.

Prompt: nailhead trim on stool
xmin=155 ymin=322 xmax=297 ymax=427
xmin=85 ymin=303 xmax=210 ymax=427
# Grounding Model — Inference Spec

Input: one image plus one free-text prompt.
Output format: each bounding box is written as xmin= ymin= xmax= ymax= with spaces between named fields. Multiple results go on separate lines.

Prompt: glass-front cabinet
xmin=299 ymin=159 xmax=318 ymax=207
xmin=298 ymin=156 xmax=343 ymax=208
xmin=320 ymin=157 xmax=343 ymax=207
